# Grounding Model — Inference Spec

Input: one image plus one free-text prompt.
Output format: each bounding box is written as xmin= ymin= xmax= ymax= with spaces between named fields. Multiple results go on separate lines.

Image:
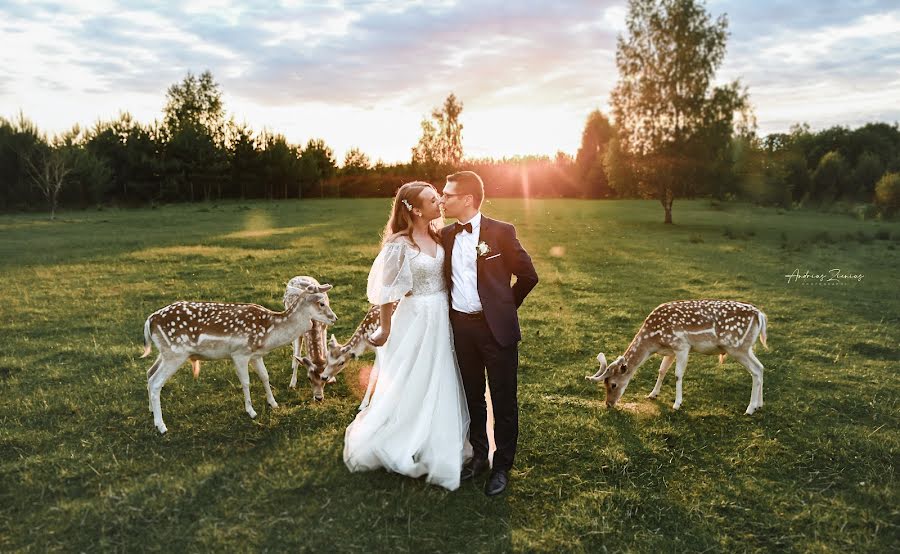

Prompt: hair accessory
xmin=401 ymin=198 xmax=413 ymax=211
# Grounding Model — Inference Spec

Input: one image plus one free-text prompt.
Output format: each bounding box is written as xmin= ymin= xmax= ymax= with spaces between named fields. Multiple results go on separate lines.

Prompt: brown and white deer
xmin=586 ymin=300 xmax=768 ymax=414
xmin=141 ymin=283 xmax=336 ymax=434
xmin=318 ymin=301 xmax=399 ymax=383
xmin=284 ymin=276 xmax=337 ymax=402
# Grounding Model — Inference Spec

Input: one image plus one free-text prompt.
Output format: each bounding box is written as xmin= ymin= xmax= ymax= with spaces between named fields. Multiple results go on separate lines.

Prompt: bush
xmin=852 ymin=203 xmax=878 ymax=220
xmin=874 ymin=172 xmax=900 ymax=217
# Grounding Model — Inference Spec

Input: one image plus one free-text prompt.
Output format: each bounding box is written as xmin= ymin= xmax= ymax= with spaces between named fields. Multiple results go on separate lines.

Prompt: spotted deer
xmin=586 ymin=300 xmax=768 ymax=414
xmin=284 ymin=276 xmax=336 ymax=402
xmin=141 ymin=283 xmax=336 ymax=434
xmin=319 ymin=301 xmax=399 ymax=383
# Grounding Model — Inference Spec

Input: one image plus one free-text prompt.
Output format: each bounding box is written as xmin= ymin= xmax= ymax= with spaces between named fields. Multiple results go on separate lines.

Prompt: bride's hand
xmin=368 ymin=327 xmax=389 ymax=347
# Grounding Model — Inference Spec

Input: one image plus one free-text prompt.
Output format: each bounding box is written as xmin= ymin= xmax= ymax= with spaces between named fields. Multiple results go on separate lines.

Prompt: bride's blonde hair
xmin=382 ymin=181 xmax=441 ymax=251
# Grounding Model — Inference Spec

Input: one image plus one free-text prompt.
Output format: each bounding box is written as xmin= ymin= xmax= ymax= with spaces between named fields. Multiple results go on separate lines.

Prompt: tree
xmin=298 ymin=138 xmax=336 ymax=198
xmin=874 ymin=172 xmax=900 ymax=216
xmin=163 ymin=70 xmax=225 ymax=137
xmin=85 ymin=112 xmax=161 ymax=203
xmin=604 ymin=136 xmax=638 ymax=197
xmin=575 ymin=110 xmax=614 ymax=197
xmin=851 ymin=152 xmax=884 ymax=200
xmin=23 ymin=139 xmax=74 ymax=219
xmin=259 ymin=131 xmax=300 ymax=199
xmin=166 ymin=123 xmax=227 ymax=201
xmin=341 ymin=147 xmax=371 ymax=176
xmin=0 ymin=112 xmax=45 ymax=210
xmin=810 ymin=151 xmax=849 ymax=205
xmin=227 ymin=120 xmax=260 ymax=199
xmin=433 ymin=93 xmax=464 ymax=166
xmin=610 ymin=0 xmax=752 ymax=223
xmin=412 ymin=93 xmax=464 ymax=178
xmin=162 ymin=71 xmax=228 ymax=201
xmin=411 ymin=118 xmax=439 ymax=167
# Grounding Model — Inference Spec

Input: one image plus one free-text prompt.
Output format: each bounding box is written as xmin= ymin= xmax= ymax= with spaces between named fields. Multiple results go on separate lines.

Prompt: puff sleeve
xmin=366 ymin=241 xmax=413 ymax=304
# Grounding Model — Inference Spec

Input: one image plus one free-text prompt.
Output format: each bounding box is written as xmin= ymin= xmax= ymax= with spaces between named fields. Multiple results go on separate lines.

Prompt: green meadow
xmin=1 ymin=198 xmax=897 ymax=552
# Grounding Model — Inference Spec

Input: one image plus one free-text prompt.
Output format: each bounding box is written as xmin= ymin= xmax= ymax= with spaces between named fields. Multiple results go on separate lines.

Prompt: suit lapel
xmin=476 ymin=216 xmax=490 ymax=281
xmin=442 ymin=225 xmax=455 ymax=287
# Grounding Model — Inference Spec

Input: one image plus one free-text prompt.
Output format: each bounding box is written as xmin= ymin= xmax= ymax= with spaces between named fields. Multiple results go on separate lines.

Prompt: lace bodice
xmin=366 ymin=240 xmax=446 ymax=304
xmin=407 ymin=247 xmax=446 ymax=296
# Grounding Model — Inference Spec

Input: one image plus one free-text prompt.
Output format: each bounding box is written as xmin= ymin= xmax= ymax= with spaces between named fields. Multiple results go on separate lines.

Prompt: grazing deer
xmin=318 ymin=301 xmax=399 ymax=383
xmin=586 ymin=300 xmax=768 ymax=414
xmin=284 ymin=276 xmax=337 ymax=402
xmin=141 ymin=283 xmax=336 ymax=434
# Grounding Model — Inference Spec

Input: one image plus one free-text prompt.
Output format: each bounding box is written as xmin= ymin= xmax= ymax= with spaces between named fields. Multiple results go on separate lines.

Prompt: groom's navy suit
xmin=441 ymin=215 xmax=538 ymax=472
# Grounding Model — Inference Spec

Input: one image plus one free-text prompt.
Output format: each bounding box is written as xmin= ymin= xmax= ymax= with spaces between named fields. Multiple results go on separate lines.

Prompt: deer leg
xmin=748 ymin=349 xmax=765 ymax=409
xmin=672 ymin=350 xmax=689 ymax=410
xmin=146 ymin=354 xmax=162 ymax=412
xmin=232 ymin=355 xmax=256 ymax=419
xmin=148 ymin=353 xmax=188 ymax=434
xmin=252 ymin=357 xmax=278 ymax=409
xmin=729 ymin=350 xmax=763 ymax=415
xmin=289 ymin=337 xmax=301 ymax=389
xmin=648 ymin=355 xmax=674 ymax=399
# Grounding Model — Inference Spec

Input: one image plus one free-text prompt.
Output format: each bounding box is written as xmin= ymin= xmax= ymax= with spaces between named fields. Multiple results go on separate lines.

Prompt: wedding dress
xmin=343 ymin=239 xmax=470 ymax=490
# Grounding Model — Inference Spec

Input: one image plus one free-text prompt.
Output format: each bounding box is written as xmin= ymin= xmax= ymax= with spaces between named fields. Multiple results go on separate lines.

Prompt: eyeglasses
xmin=441 ymin=192 xmax=469 ymax=199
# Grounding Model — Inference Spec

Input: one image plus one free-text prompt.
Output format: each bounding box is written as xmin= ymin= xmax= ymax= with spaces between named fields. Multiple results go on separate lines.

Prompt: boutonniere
xmin=476 ymin=241 xmax=491 ymax=257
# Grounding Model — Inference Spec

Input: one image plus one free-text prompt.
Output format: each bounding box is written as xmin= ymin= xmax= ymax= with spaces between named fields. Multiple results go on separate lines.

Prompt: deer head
xmin=586 ymin=352 xmax=630 ymax=408
xmin=286 ymin=284 xmax=337 ymax=326
xmin=320 ymin=334 xmax=356 ymax=382
xmin=294 ymin=355 xmax=336 ymax=401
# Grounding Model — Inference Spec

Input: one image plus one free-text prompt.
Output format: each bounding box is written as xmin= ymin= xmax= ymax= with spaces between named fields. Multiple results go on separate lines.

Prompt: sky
xmin=1 ymin=0 xmax=899 ymax=164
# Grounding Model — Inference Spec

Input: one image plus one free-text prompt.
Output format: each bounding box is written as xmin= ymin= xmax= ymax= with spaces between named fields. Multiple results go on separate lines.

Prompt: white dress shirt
xmin=450 ymin=212 xmax=483 ymax=313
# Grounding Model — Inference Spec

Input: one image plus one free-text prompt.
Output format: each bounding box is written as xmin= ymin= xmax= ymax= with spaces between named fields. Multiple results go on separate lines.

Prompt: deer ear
xmin=330 ymin=334 xmax=339 ymax=348
xmin=621 ymin=364 xmax=628 ymax=373
xmin=300 ymin=356 xmax=313 ymax=368
xmin=317 ymin=284 xmax=332 ymax=293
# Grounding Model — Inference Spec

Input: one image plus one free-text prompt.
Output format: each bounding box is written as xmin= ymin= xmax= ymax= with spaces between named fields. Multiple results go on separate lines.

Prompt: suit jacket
xmin=441 ymin=215 xmax=538 ymax=347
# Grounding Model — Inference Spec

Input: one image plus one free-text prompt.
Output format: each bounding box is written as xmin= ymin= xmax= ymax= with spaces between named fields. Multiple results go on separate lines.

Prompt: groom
xmin=440 ymin=171 xmax=538 ymax=496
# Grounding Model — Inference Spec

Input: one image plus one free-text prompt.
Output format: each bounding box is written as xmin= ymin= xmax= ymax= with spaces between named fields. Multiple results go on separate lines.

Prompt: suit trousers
xmin=450 ymin=311 xmax=519 ymax=472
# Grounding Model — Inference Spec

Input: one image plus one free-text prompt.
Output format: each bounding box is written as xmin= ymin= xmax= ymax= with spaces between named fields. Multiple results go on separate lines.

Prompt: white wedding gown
xmin=344 ymin=240 xmax=470 ymax=490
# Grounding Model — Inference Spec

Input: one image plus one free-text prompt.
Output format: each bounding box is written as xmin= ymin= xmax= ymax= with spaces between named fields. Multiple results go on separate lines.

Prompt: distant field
xmin=1 ymin=198 xmax=897 ymax=552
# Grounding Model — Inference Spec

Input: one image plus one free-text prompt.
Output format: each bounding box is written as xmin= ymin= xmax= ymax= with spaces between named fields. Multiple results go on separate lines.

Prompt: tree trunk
xmin=662 ymin=185 xmax=674 ymax=224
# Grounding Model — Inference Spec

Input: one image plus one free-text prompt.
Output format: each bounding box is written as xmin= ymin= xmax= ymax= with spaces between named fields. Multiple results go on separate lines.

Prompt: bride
xmin=343 ymin=181 xmax=471 ymax=490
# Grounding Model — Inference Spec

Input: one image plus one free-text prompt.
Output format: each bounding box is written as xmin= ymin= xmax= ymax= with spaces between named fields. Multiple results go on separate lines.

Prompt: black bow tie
xmin=454 ymin=222 xmax=473 ymax=235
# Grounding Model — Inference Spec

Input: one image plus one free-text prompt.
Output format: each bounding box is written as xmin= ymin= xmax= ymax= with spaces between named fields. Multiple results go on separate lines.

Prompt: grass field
xmin=1 ymin=198 xmax=898 ymax=552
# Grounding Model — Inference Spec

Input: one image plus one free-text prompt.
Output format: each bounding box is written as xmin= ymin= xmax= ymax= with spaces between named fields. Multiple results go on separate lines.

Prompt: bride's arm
xmin=367 ymin=302 xmax=396 ymax=347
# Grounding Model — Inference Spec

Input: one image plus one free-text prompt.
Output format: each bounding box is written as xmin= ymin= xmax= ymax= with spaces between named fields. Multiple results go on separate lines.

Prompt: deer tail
xmin=757 ymin=310 xmax=768 ymax=350
xmin=140 ymin=317 xmax=153 ymax=358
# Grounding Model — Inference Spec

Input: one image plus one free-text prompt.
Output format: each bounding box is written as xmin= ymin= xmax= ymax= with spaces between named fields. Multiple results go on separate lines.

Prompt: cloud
xmin=717 ymin=3 xmax=900 ymax=133
xmin=4 ymin=1 xmax=621 ymax=109
xmin=1 ymin=0 xmax=898 ymax=161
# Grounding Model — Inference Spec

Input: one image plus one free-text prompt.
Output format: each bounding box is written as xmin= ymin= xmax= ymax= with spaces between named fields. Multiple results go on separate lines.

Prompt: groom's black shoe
xmin=484 ymin=470 xmax=509 ymax=496
xmin=461 ymin=458 xmax=490 ymax=481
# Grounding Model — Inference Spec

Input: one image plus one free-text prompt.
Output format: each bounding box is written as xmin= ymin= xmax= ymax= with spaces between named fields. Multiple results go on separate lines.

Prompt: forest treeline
xmin=2 ymin=70 xmax=898 ymax=220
